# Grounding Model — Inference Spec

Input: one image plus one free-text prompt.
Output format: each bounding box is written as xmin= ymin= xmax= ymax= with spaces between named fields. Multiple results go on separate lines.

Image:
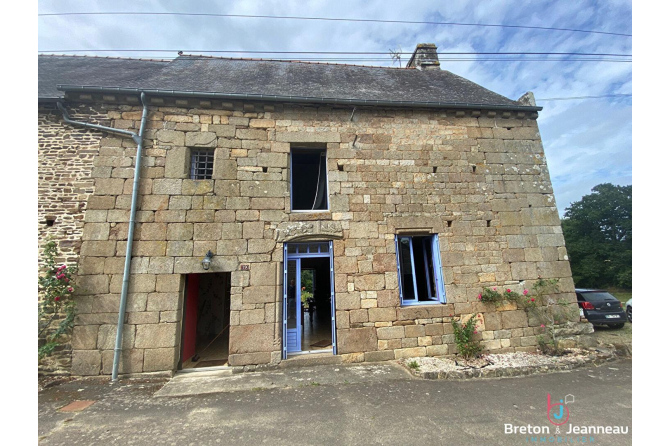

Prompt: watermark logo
xmin=546 ymin=393 xmax=573 ymax=426
xmin=504 ymin=392 xmax=628 ymax=442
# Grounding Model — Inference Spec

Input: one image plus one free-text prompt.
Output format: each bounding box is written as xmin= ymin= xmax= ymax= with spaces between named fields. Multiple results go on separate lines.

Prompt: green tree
xmin=561 ymin=183 xmax=631 ymax=289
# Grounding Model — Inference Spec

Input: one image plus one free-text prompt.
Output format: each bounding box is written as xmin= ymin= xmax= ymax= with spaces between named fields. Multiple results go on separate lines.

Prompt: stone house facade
xmin=38 ymin=45 xmax=578 ymax=377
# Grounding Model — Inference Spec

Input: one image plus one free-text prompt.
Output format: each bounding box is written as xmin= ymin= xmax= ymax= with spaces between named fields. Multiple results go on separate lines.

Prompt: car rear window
xmin=581 ymin=292 xmax=618 ymax=302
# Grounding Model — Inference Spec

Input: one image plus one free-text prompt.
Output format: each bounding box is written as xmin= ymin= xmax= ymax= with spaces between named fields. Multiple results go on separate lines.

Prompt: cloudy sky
xmin=37 ymin=0 xmax=633 ymax=216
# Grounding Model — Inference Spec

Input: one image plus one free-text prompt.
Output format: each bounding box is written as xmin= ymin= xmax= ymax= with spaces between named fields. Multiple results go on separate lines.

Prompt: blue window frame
xmin=395 ymin=234 xmax=446 ymax=306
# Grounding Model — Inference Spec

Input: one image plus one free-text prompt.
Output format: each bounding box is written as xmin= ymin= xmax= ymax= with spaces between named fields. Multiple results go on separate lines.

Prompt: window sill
xmin=400 ymin=300 xmax=445 ymax=307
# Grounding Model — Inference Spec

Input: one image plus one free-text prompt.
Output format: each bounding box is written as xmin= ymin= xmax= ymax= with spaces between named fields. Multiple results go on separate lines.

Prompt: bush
xmin=38 ymin=241 xmax=77 ymax=359
xmin=451 ymin=316 xmax=482 ymax=359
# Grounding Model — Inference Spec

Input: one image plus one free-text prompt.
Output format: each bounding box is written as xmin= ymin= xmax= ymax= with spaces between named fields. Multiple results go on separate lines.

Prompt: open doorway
xmin=180 ymin=272 xmax=231 ymax=369
xmin=300 ymin=258 xmax=332 ymax=349
xmin=284 ymin=242 xmax=336 ymax=358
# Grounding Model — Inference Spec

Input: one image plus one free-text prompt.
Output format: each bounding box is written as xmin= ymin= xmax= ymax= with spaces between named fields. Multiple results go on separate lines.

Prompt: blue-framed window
xmin=290 ymin=148 xmax=329 ymax=211
xmin=395 ymin=234 xmax=446 ymax=305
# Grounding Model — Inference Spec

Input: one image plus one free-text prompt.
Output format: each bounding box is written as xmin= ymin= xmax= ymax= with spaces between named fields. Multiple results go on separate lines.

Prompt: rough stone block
xmin=146 ymin=292 xmax=180 ymax=311
xmin=337 ymin=327 xmax=377 ymax=354
xmin=97 ymin=324 xmax=135 ymax=350
xmin=71 ymin=325 xmax=99 ymax=350
xmin=335 ymin=293 xmax=361 ymax=310
xmin=228 ymin=352 xmax=272 ymax=366
xmin=153 ymin=179 xmax=183 ymax=195
xmin=501 ymin=310 xmax=529 ymax=329
xmin=376 ymin=326 xmax=405 ymax=340
xmin=240 ymin=181 xmax=286 ymax=198
xmin=405 ymin=325 xmax=426 ymax=338
xmin=354 ymin=274 xmax=385 ymax=291
xmin=193 ymin=223 xmax=222 ymax=240
xmin=101 ymin=348 xmax=144 ymax=374
xmin=229 ymin=324 xmax=274 ymax=353
xmin=71 ymin=350 xmax=102 ymax=376
xmin=276 ymin=131 xmax=340 ymax=143
xmin=157 ymin=129 xmax=185 ymax=146
xmin=393 ymin=347 xmax=426 ymax=359
xmin=185 ymin=132 xmax=217 ymax=147
xmin=166 ymin=240 xmax=193 ymax=256
xmin=243 ymin=286 xmax=276 ymax=304
xmin=76 ymin=275 xmax=110 ymax=295
xmin=182 ymin=180 xmax=214 ymax=195
xmin=250 ymin=262 xmax=276 ymax=286
xmin=364 ymin=350 xmax=395 ymax=362
xmin=95 ymin=178 xmax=125 ymax=195
xmin=143 ymin=348 xmax=178 ymax=372
xmin=80 ymin=241 xmax=117 ymax=257
xmin=135 ymin=323 xmax=179 ymax=348
xmin=82 ymin=223 xmax=110 ymax=241
xmin=368 ymin=307 xmax=396 ymax=322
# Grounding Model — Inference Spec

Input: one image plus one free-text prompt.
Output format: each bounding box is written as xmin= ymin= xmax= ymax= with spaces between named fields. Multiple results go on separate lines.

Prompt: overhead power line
xmin=38 ymin=49 xmax=632 ymax=57
xmin=536 ymin=94 xmax=632 ymax=101
xmin=37 ymin=11 xmax=632 ymax=37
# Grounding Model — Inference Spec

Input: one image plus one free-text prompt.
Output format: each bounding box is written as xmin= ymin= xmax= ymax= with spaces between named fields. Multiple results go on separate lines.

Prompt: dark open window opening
xmin=396 ymin=235 xmax=446 ymax=305
xmin=190 ymin=148 xmax=215 ymax=180
xmin=291 ymin=148 xmax=328 ymax=211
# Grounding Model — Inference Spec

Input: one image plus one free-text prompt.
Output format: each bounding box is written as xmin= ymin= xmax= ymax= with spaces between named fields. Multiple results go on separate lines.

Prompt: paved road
xmin=38 ymin=359 xmax=632 ymax=445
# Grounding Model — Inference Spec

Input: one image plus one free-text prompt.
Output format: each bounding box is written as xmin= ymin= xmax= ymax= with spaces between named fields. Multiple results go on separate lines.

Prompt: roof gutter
xmin=57 ymin=93 xmax=149 ymax=381
xmin=57 ymin=85 xmax=543 ymax=113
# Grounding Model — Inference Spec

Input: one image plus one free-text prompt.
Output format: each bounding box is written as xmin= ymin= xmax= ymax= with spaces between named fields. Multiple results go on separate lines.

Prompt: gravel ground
xmin=402 ymin=349 xmax=602 ymax=374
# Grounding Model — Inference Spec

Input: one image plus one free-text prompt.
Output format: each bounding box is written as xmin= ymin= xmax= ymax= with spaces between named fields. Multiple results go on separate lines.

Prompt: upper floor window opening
xmin=190 ymin=148 xmax=214 ymax=180
xmin=291 ymin=147 xmax=329 ymax=211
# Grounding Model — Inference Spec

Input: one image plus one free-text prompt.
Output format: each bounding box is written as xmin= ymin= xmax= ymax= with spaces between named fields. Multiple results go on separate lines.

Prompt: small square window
xmin=395 ymin=234 xmax=446 ymax=305
xmin=190 ymin=149 xmax=214 ymax=180
xmin=290 ymin=148 xmax=329 ymax=211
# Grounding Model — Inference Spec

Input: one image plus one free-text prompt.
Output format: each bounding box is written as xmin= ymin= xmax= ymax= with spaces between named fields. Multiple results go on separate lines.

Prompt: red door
xmin=182 ymin=274 xmax=200 ymax=361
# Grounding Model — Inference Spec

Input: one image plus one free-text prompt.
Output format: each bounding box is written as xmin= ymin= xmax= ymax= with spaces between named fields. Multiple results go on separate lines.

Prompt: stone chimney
xmin=518 ymin=91 xmax=536 ymax=106
xmin=406 ymin=43 xmax=441 ymax=70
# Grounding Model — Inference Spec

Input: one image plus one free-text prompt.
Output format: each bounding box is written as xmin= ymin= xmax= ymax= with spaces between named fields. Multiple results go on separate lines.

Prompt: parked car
xmin=575 ymin=289 xmax=627 ymax=329
xmin=625 ymin=298 xmax=632 ymax=322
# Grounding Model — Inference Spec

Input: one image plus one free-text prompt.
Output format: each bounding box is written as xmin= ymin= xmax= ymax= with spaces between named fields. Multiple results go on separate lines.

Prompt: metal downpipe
xmin=111 ymin=92 xmax=149 ymax=381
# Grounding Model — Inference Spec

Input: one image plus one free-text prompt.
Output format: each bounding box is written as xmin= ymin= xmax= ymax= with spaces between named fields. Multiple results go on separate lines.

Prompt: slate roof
xmin=39 ymin=54 xmax=534 ymax=110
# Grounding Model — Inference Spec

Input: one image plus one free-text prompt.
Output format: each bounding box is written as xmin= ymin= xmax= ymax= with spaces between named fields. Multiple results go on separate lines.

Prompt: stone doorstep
xmin=279 ymin=352 xmax=343 ymax=369
xmin=58 ymin=400 xmax=96 ymax=412
xmin=407 ymin=351 xmax=620 ymax=380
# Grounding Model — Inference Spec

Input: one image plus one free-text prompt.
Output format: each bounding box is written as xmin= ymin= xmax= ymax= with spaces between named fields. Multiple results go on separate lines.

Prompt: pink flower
xmin=540 ymin=324 xmax=545 ymax=328
xmin=67 ymin=287 xmax=73 ymax=292
xmin=54 ymin=296 xmax=61 ymax=301
xmin=506 ymin=289 xmax=511 ymax=293
xmin=64 ymin=278 xmax=69 ymax=283
xmin=493 ymin=287 xmax=497 ymax=291
xmin=523 ymin=289 xmax=528 ymax=295
xmin=478 ymin=294 xmax=482 ymax=300
xmin=474 ymin=331 xmax=478 ymax=334
xmin=531 ymin=298 xmax=535 ymax=302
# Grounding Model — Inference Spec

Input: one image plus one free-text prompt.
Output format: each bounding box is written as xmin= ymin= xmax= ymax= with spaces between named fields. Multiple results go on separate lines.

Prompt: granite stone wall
xmin=38 ymin=95 xmax=578 ymax=376
xmin=38 ymin=104 xmax=103 ymax=375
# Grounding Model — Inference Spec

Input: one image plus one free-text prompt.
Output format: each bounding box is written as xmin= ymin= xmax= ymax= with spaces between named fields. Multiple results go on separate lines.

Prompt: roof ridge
xmin=176 ymin=54 xmax=412 ymax=70
xmin=38 ymin=53 xmax=171 ymax=63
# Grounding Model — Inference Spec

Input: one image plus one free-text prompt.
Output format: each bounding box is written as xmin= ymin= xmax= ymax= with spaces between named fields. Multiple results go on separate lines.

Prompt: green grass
xmin=608 ymin=289 xmax=632 ymax=303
